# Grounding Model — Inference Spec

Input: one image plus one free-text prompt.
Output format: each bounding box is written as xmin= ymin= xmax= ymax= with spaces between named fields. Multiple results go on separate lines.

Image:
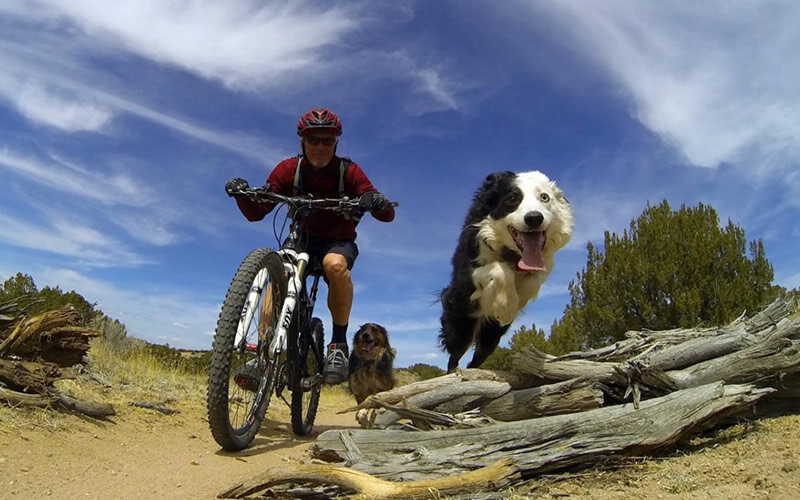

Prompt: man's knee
xmin=323 ymin=254 xmax=349 ymax=280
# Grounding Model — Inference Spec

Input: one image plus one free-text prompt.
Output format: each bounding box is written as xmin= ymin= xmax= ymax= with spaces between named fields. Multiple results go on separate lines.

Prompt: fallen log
xmin=1 ymin=304 xmax=114 ymax=418
xmin=339 ymin=368 xmax=507 ymax=413
xmin=555 ymin=298 xmax=792 ymax=363
xmin=54 ymin=394 xmax=116 ymax=418
xmin=0 ymin=358 xmax=60 ymax=393
xmin=131 ymin=401 xmax=180 ymax=415
xmin=373 ymin=380 xmax=510 ymax=428
xmin=311 ymin=382 xmax=774 ymax=481
xmin=218 ymin=458 xmax=519 ymax=499
xmin=512 ymin=347 xmax=623 ymax=386
xmin=512 ymin=309 xmax=800 ymax=401
xmin=0 ymin=308 xmax=80 ymax=355
xmin=0 ymin=386 xmax=116 ymax=418
xmin=641 ymin=321 xmax=800 ymax=391
xmin=0 ymin=386 xmax=49 ymax=407
xmin=480 ymin=377 xmax=604 ymax=421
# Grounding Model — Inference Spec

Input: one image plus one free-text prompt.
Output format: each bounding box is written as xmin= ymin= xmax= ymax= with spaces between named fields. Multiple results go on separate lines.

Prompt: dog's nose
xmin=360 ymin=332 xmax=373 ymax=342
xmin=524 ymin=211 xmax=544 ymax=229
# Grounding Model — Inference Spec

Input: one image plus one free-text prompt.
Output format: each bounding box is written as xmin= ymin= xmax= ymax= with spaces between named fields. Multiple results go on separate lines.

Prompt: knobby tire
xmin=207 ymin=248 xmax=286 ymax=450
xmin=290 ymin=317 xmax=324 ymax=435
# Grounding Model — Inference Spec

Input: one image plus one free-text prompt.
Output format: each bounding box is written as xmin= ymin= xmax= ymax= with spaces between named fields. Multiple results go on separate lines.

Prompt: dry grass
xmin=1 ymin=337 xmax=394 ymax=432
xmin=1 ymin=338 xmax=208 ymax=432
xmin=87 ymin=338 xmax=206 ymax=404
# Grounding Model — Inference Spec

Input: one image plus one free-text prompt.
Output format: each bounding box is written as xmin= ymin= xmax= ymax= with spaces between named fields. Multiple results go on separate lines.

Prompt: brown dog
xmin=348 ymin=323 xmax=395 ymax=404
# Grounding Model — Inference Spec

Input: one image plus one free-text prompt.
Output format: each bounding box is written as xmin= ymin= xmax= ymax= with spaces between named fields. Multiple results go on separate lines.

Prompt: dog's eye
xmin=540 ymin=193 xmax=550 ymax=202
xmin=506 ymin=193 xmax=520 ymax=205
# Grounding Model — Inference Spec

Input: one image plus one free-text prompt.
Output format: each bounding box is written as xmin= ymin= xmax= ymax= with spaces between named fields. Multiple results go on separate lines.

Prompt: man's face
xmin=302 ymin=131 xmax=337 ymax=168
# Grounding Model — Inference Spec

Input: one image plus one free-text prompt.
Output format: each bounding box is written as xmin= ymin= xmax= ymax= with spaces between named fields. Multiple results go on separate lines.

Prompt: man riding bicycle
xmin=225 ymin=108 xmax=395 ymax=385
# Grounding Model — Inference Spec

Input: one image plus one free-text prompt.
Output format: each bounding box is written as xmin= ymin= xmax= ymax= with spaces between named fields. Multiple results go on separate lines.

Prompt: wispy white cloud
xmin=20 ymin=0 xmax=358 ymax=91
xmin=528 ymin=1 xmax=800 ymax=172
xmin=12 ymin=79 xmax=112 ymax=132
xmin=0 ymin=212 xmax=148 ymax=267
xmin=0 ymin=147 xmax=156 ymax=206
xmin=0 ymin=42 xmax=282 ymax=163
xmin=0 ymin=1 xmax=465 ymax=149
xmin=111 ymin=213 xmax=179 ymax=247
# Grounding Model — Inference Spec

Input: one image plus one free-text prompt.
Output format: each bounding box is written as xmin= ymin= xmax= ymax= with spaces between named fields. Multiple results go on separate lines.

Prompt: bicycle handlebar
xmin=233 ymin=187 xmax=398 ymax=214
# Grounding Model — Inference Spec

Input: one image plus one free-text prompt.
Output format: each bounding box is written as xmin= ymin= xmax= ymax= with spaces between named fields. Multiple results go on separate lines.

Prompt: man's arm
xmin=348 ymin=163 xmax=395 ymax=222
xmin=233 ymin=159 xmax=296 ymax=221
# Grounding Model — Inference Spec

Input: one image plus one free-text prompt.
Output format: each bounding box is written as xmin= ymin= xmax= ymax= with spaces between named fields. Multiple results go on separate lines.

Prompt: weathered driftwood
xmin=218 ymin=458 xmax=519 ymax=499
xmin=335 ymin=301 xmax=798 ymax=430
xmin=312 ymin=382 xmax=774 ymax=481
xmin=480 ymin=377 xmax=604 ymax=421
xmin=0 ymin=308 xmax=101 ymax=357
xmin=373 ymin=380 xmax=510 ymax=428
xmin=54 ymin=394 xmax=116 ymax=418
xmin=555 ymin=299 xmax=792 ymax=363
xmin=0 ymin=386 xmax=50 ymax=407
xmin=0 ymin=386 xmax=116 ymax=418
xmin=369 ymin=403 xmax=495 ymax=431
xmin=130 ymin=401 xmax=180 ymax=415
xmin=510 ymin=306 xmax=799 ymax=403
xmin=513 ymin=348 xmax=623 ymax=385
xmin=339 ymin=368 xmax=507 ymax=413
xmin=0 ymin=358 xmax=60 ymax=393
xmin=640 ymin=320 xmax=800 ymax=391
xmin=0 ymin=305 xmax=114 ymax=418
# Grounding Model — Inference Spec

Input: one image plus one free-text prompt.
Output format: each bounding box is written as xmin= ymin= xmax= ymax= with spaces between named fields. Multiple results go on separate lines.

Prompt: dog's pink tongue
xmin=518 ymin=232 xmax=546 ymax=272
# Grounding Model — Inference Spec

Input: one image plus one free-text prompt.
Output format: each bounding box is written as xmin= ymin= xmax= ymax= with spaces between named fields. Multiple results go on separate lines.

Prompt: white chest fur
xmin=469 ymin=260 xmax=549 ymax=326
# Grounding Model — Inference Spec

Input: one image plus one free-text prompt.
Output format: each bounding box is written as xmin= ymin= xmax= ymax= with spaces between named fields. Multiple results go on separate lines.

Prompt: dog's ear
xmin=374 ymin=324 xmax=389 ymax=346
xmin=475 ymin=171 xmax=514 ymax=208
xmin=553 ymin=185 xmax=569 ymax=204
xmin=482 ymin=171 xmax=514 ymax=190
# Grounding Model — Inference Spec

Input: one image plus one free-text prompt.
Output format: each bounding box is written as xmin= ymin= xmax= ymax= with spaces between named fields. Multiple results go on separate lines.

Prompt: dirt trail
xmin=1 ymin=403 xmax=356 ymax=499
xmin=3 ymin=402 xmax=800 ymax=499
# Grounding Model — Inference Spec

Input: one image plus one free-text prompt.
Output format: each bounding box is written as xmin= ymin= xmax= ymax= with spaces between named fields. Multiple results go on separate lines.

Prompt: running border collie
xmin=439 ymin=170 xmax=573 ymax=372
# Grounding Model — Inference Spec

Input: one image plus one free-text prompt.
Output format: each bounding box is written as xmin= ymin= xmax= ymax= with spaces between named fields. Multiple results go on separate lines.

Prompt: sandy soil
xmin=1 ymin=400 xmax=356 ymax=499
xmin=2 ymin=399 xmax=799 ymax=499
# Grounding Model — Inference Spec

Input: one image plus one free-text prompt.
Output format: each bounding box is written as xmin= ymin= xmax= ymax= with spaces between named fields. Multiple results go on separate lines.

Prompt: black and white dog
xmin=439 ymin=171 xmax=573 ymax=372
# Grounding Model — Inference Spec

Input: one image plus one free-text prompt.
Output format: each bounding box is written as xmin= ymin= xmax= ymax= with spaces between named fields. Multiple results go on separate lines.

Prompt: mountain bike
xmin=206 ymin=188 xmax=396 ymax=451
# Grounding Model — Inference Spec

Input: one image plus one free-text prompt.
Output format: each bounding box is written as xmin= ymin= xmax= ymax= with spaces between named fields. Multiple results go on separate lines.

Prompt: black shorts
xmin=304 ymin=237 xmax=359 ymax=272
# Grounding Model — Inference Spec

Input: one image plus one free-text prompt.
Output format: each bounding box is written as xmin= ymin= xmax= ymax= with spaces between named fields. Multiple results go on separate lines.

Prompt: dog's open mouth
xmin=358 ymin=339 xmax=374 ymax=353
xmin=509 ymin=226 xmax=547 ymax=272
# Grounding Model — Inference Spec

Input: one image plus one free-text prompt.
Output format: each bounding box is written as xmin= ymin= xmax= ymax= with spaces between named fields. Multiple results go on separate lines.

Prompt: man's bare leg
xmin=322 ymin=253 xmax=352 ymax=384
xmin=323 ymin=253 xmax=353 ymax=327
xmin=258 ymin=283 xmax=274 ymax=342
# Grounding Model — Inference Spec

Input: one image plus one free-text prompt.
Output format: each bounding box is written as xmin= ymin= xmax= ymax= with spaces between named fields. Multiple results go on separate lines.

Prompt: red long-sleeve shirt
xmin=235 ymin=156 xmax=395 ymax=240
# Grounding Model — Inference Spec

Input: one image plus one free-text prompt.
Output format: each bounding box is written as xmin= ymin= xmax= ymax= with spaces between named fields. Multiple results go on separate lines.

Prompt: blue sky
xmin=1 ymin=1 xmax=798 ymax=369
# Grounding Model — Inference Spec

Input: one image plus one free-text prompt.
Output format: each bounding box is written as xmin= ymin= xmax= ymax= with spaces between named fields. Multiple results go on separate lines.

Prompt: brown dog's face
xmin=352 ymin=323 xmax=390 ymax=362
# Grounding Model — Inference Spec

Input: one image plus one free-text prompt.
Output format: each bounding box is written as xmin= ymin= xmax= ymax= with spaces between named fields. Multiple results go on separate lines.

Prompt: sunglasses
xmin=304 ymin=136 xmax=337 ymax=146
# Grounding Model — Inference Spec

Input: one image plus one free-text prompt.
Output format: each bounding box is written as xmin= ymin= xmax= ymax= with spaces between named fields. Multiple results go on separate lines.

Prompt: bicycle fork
xmin=234 ymin=267 xmax=269 ymax=351
xmin=267 ymin=250 xmax=309 ymax=360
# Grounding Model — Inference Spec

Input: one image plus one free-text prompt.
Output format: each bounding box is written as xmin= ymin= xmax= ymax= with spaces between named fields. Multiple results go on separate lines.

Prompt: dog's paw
xmin=356 ymin=408 xmax=372 ymax=428
xmin=492 ymin=295 xmax=519 ymax=325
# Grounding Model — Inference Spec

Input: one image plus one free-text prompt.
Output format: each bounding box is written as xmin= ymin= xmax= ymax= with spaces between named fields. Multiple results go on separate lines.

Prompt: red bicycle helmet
xmin=296 ymin=108 xmax=343 ymax=136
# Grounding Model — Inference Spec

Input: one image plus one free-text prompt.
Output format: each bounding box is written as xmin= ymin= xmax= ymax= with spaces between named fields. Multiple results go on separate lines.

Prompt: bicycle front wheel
xmin=291 ymin=317 xmax=324 ymax=435
xmin=207 ymin=248 xmax=287 ymax=451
